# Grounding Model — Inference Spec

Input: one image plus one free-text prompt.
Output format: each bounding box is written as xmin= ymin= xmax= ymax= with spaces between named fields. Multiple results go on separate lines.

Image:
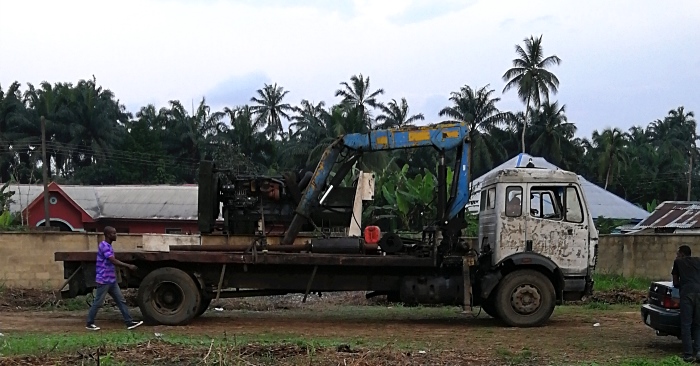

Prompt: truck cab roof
xmin=480 ymin=167 xmax=580 ymax=187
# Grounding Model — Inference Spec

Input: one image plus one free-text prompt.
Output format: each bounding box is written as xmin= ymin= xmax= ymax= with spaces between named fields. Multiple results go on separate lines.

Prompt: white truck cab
xmin=475 ymin=166 xmax=598 ymax=327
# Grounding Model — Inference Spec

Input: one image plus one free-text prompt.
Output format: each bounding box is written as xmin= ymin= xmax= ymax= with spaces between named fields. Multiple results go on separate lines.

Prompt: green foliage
xmin=646 ymin=199 xmax=658 ymax=213
xmin=592 ymin=274 xmax=650 ymax=292
xmin=595 ymin=216 xmax=630 ymax=234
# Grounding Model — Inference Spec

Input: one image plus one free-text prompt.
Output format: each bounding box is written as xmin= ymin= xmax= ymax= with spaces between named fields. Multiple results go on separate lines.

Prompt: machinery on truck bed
xmin=54 ymin=121 xmax=598 ymax=328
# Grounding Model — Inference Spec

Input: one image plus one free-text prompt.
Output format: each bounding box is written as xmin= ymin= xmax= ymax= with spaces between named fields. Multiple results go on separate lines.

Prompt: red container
xmin=364 ymin=226 xmax=381 ymax=244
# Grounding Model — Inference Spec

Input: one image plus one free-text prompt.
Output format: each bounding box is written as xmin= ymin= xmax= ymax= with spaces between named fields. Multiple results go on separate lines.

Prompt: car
xmin=641 ymin=281 xmax=680 ymax=338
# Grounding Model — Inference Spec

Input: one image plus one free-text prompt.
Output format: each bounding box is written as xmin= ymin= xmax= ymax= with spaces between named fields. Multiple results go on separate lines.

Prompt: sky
xmin=1 ymin=0 xmax=699 ymax=139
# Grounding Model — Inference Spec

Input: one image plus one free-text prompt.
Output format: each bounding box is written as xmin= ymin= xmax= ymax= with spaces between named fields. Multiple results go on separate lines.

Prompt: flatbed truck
xmin=55 ymin=122 xmax=598 ymax=327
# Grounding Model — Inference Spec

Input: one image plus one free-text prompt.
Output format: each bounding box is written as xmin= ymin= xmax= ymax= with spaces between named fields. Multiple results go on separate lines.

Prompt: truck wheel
xmin=196 ymin=296 xmax=212 ymax=317
xmin=495 ymin=270 xmax=555 ymax=327
xmin=137 ymin=267 xmax=201 ymax=326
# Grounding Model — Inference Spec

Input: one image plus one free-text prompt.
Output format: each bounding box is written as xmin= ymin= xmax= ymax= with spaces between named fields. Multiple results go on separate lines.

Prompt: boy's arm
xmin=101 ymin=243 xmax=137 ymax=271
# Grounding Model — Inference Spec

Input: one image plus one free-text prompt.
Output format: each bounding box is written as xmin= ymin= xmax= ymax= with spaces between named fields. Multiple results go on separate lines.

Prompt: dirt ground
xmin=0 ymin=289 xmax=679 ymax=365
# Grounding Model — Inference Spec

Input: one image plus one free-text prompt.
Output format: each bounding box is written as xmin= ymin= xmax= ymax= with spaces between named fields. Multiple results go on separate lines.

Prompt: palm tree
xmin=0 ymin=82 xmax=30 ymax=182
xmin=219 ymin=105 xmax=276 ymax=172
xmin=502 ymin=35 xmax=562 ymax=154
xmin=250 ymin=83 xmax=294 ymax=139
xmin=439 ymin=84 xmax=509 ymax=181
xmin=375 ymin=98 xmax=424 ymax=129
xmin=335 ymin=74 xmax=384 ymax=130
xmin=592 ymin=127 xmax=629 ymax=190
xmin=528 ymin=101 xmax=577 ymax=167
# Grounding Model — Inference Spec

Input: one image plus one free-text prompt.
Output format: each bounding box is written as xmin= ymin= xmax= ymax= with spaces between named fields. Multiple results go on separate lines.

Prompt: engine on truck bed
xmin=197 ymin=161 xmax=356 ymax=235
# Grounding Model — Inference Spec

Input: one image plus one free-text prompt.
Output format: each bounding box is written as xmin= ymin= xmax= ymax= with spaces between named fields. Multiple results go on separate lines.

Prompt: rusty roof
xmin=634 ymin=201 xmax=700 ymax=229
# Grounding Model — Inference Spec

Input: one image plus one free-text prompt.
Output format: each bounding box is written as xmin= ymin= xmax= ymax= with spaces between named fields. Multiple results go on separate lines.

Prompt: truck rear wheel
xmin=137 ymin=267 xmax=201 ymax=326
xmin=495 ymin=270 xmax=555 ymax=327
xmin=196 ymin=296 xmax=212 ymax=317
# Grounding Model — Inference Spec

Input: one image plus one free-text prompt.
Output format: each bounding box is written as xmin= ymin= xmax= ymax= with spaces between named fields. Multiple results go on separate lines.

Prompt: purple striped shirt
xmin=96 ymin=241 xmax=116 ymax=284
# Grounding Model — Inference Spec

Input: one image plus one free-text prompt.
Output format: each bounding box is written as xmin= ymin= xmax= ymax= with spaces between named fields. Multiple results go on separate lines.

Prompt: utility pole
xmin=689 ymin=148 xmax=694 ymax=201
xmin=41 ymin=116 xmax=50 ymax=228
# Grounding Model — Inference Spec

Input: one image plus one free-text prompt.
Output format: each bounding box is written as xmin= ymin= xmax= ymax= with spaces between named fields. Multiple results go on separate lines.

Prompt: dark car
xmin=641 ymin=281 xmax=680 ymax=338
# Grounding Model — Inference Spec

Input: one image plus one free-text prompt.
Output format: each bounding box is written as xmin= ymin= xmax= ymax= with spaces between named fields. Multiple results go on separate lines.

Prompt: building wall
xmin=25 ymin=193 xmax=85 ymax=231
xmin=83 ymin=220 xmax=199 ymax=234
xmin=1 ymin=232 xmax=697 ymax=289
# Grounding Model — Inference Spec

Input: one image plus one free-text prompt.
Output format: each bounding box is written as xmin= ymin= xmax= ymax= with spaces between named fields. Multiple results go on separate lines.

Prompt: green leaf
xmin=395 ymin=192 xmax=409 ymax=215
xmin=382 ymin=186 xmax=396 ymax=206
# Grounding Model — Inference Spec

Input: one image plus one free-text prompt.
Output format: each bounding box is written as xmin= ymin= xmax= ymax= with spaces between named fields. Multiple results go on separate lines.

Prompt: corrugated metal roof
xmin=466 ymin=153 xmax=651 ymax=222
xmin=634 ymin=201 xmax=700 ymax=229
xmin=6 ymin=184 xmax=204 ymax=221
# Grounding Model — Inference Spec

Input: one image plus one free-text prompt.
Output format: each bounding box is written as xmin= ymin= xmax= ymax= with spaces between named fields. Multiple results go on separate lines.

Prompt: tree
xmin=335 ymin=74 xmax=384 ymax=130
xmin=250 ymin=83 xmax=294 ymax=139
xmin=592 ymin=127 xmax=629 ymax=190
xmin=439 ymin=84 xmax=509 ymax=180
xmin=376 ymin=98 xmax=424 ymax=129
xmin=528 ymin=101 xmax=577 ymax=167
xmin=502 ymin=35 xmax=561 ymax=154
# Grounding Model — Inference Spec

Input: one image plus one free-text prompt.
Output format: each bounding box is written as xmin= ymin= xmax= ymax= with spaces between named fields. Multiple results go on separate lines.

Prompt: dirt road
xmin=0 ymin=306 xmax=682 ymax=365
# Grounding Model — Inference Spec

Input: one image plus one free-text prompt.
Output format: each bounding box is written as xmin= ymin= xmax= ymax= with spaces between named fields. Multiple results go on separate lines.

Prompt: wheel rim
xmin=510 ymin=284 xmax=542 ymax=315
xmin=151 ymin=281 xmax=185 ymax=316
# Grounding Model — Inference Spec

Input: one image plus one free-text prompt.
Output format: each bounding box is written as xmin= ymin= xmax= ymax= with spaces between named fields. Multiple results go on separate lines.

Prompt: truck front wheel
xmin=137 ymin=267 xmax=201 ymax=326
xmin=495 ymin=270 xmax=555 ymax=327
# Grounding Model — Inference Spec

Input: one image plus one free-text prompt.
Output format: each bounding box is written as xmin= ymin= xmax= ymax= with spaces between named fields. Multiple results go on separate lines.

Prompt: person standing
xmin=86 ymin=226 xmax=143 ymax=331
xmin=672 ymin=245 xmax=700 ymax=362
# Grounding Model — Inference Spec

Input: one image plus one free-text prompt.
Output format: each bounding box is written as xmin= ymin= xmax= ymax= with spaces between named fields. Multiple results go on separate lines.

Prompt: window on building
xmin=505 ymin=186 xmax=522 ymax=217
xmin=116 ymin=228 xmax=130 ymax=234
xmin=166 ymin=228 xmax=182 ymax=234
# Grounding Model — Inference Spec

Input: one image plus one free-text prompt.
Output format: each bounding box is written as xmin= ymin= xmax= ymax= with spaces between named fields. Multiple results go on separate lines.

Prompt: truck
xmin=54 ymin=121 xmax=598 ymax=328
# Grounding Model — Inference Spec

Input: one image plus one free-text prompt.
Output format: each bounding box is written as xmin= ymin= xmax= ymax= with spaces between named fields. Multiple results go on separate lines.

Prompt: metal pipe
xmin=437 ymin=152 xmax=446 ymax=221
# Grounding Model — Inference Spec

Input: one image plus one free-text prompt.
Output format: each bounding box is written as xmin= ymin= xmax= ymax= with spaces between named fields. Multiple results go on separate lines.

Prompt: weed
xmin=497 ymin=347 xmax=535 ymax=364
xmin=593 ymin=274 xmax=650 ymax=292
xmin=585 ymin=301 xmax=611 ymax=311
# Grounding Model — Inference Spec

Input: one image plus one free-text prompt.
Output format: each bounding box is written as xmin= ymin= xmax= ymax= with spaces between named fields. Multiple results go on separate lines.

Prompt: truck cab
xmin=475 ymin=166 xmax=598 ymax=326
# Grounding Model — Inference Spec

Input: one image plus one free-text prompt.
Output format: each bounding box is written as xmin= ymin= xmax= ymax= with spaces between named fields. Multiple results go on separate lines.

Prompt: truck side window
xmin=480 ymin=190 xmax=487 ymax=210
xmin=530 ymin=187 xmax=562 ymax=220
xmin=505 ymin=186 xmax=522 ymax=217
xmin=487 ymin=188 xmax=496 ymax=209
xmin=565 ymin=186 xmax=584 ymax=223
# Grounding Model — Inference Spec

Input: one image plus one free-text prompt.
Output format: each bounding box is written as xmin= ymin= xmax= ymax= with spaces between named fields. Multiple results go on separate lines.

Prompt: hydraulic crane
xmin=281 ymin=121 xmax=470 ymax=248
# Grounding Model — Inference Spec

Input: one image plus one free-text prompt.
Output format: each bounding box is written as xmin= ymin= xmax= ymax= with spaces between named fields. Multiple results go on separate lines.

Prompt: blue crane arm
xmin=281 ymin=122 xmax=470 ymax=245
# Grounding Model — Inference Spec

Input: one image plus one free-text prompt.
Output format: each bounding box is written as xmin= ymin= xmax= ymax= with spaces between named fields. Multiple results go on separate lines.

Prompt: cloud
xmin=203 ymin=72 xmax=271 ymax=110
xmin=388 ymin=0 xmax=478 ymax=25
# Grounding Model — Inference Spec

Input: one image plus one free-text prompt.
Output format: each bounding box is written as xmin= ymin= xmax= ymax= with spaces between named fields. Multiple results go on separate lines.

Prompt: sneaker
xmin=86 ymin=324 xmax=100 ymax=331
xmin=682 ymin=355 xmax=695 ymax=363
xmin=126 ymin=321 xmax=143 ymax=330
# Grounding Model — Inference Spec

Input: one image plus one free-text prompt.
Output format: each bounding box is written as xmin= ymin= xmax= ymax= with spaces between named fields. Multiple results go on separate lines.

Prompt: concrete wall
xmin=2 ymin=232 xmax=699 ymax=288
xmin=0 ymin=232 xmax=145 ymax=288
xmin=596 ymin=234 xmax=700 ymax=280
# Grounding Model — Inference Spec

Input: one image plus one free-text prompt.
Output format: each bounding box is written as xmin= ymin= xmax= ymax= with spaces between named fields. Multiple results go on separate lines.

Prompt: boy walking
xmin=672 ymin=245 xmax=700 ymax=362
xmin=86 ymin=226 xmax=143 ymax=330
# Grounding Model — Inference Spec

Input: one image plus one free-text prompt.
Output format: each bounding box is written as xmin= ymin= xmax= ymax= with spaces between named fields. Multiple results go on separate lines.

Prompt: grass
xmin=0 ymin=330 xmax=422 ymax=357
xmin=593 ymin=274 xmax=651 ymax=292
xmin=580 ymin=356 xmax=686 ymax=366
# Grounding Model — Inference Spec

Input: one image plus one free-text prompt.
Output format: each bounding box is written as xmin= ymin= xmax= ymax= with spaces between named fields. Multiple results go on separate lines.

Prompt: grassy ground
xmin=592 ymin=274 xmax=651 ymax=292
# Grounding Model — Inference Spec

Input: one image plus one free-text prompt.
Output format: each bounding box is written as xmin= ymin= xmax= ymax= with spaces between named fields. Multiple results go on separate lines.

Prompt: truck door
xmin=525 ymin=184 xmax=589 ymax=275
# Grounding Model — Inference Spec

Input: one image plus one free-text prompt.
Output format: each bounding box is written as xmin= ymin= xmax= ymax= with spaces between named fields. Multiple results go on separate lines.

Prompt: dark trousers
xmin=86 ymin=283 xmax=133 ymax=325
xmin=680 ymin=292 xmax=700 ymax=357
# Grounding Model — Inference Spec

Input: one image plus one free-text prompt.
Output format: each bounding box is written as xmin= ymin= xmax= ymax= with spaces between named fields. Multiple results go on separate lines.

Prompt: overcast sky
xmin=1 ymin=0 xmax=698 ymax=139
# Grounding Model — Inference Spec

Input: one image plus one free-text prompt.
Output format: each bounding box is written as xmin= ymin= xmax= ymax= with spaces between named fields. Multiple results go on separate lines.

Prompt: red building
xmin=9 ymin=183 xmax=204 ymax=234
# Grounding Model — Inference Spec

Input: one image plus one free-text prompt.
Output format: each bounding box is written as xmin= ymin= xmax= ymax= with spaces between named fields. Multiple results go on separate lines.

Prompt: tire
xmin=137 ymin=267 xmax=201 ymax=326
xmin=196 ymin=296 xmax=212 ymax=317
xmin=480 ymin=290 xmax=500 ymax=319
xmin=495 ymin=270 xmax=555 ymax=327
